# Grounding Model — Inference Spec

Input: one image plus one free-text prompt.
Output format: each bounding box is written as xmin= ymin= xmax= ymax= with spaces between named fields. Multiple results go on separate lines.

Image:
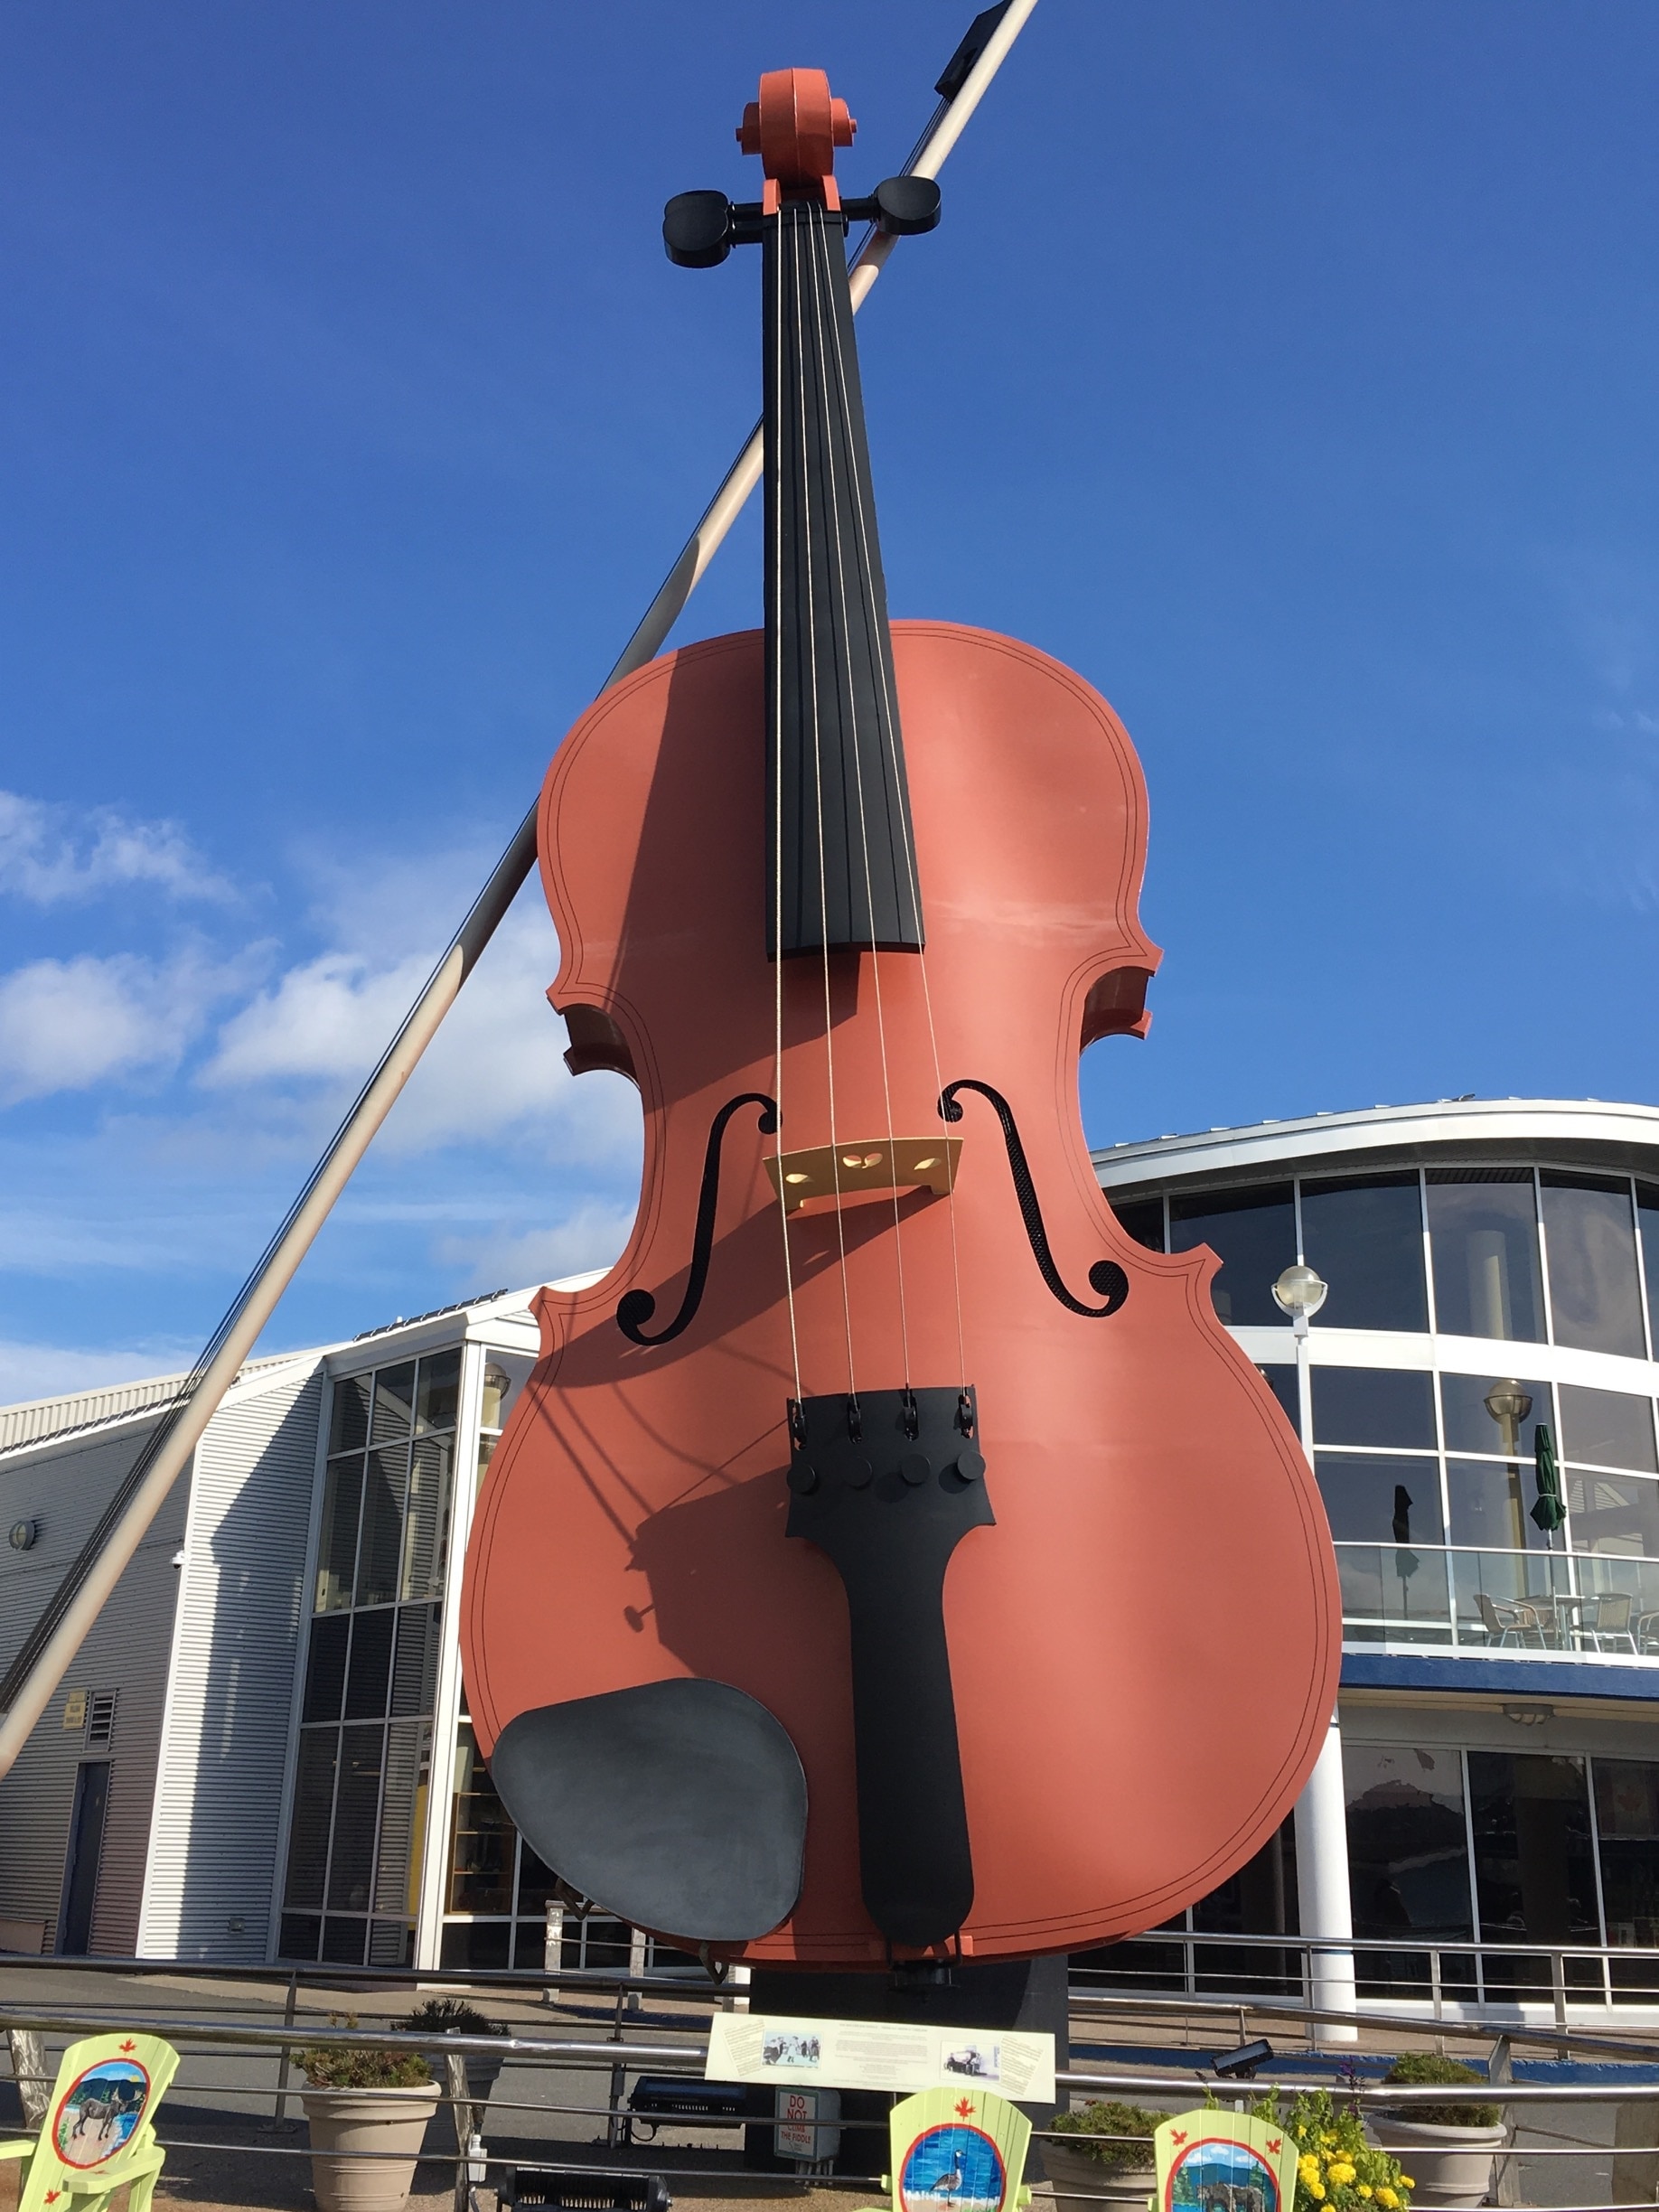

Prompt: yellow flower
xmin=1328 ymin=2165 xmax=1356 ymax=2186
xmin=1399 ymin=2182 xmax=1414 ymax=2192
xmin=1375 ymin=2189 xmax=1398 ymax=2208
xmin=1307 ymin=2186 xmax=1326 ymax=2202
xmin=1356 ymin=2189 xmax=1373 ymax=2199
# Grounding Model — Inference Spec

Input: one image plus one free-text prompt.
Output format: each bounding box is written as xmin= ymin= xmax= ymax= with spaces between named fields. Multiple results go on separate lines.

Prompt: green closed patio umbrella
xmin=1531 ymin=1423 xmax=1566 ymax=1535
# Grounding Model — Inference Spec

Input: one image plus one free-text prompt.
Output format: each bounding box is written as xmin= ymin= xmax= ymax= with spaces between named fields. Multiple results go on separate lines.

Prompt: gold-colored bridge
xmin=763 ymin=1136 xmax=962 ymax=1214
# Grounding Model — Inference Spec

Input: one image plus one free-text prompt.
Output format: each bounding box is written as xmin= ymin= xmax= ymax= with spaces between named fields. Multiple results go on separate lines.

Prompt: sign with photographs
xmin=707 ymin=2013 xmax=1054 ymax=2101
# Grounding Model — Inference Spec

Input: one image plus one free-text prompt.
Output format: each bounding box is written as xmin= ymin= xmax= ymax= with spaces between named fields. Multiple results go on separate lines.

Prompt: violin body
xmin=460 ymin=617 xmax=1341 ymax=1964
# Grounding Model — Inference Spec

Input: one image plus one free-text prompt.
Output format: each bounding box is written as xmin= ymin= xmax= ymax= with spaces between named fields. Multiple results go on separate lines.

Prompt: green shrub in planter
xmin=295 ymin=2042 xmax=432 ymax=2090
xmin=1382 ymin=2054 xmax=1499 ymax=2129
xmin=398 ymin=1999 xmax=504 ymax=2039
xmin=1050 ymin=2101 xmax=1164 ymax=2168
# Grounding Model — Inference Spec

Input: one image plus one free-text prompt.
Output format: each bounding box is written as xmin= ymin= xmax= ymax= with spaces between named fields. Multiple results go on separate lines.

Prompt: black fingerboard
xmin=763 ymin=202 xmax=924 ymax=959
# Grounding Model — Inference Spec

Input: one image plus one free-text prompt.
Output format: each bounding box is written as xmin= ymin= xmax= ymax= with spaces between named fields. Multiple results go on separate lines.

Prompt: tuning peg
xmin=663 ymin=191 xmax=734 ymax=268
xmin=873 ymin=175 xmax=942 ymax=237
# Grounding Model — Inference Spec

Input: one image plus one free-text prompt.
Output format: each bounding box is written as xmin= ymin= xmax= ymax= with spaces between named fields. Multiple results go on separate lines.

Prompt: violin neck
xmin=764 ymin=202 xmax=924 ymax=960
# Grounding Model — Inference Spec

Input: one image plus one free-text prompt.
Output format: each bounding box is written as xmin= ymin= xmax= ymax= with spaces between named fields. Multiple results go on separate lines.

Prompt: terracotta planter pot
xmin=1042 ymin=2138 xmax=1158 ymax=2212
xmin=301 ymin=2084 xmax=442 ymax=2212
xmin=1368 ymin=2115 xmax=1507 ymax=2210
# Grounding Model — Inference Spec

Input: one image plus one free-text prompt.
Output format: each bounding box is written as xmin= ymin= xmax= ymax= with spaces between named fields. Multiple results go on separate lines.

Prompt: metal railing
xmin=1334 ymin=1542 xmax=1659 ymax=1657
xmin=8 ymin=1962 xmax=1659 ymax=2212
xmin=1075 ymin=1925 xmax=1659 ymax=2023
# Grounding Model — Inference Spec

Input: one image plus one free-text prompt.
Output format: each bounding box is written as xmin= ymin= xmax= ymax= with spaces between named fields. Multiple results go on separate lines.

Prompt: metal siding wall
xmin=0 ymin=1424 xmax=188 ymax=1954
xmin=139 ymin=1364 xmax=323 ymax=1963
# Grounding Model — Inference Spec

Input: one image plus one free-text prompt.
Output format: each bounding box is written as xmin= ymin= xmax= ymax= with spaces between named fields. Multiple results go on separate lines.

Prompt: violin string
xmin=793 ymin=201 xmax=858 ymax=1401
xmin=818 ymin=207 xmax=970 ymax=1400
xmin=807 ymin=202 xmax=913 ymax=1392
xmin=769 ymin=195 xmax=802 ymax=1409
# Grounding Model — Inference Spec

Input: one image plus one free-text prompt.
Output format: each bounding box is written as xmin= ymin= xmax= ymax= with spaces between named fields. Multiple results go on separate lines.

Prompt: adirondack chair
xmin=883 ymin=2085 xmax=1033 ymax=2212
xmin=0 ymin=2033 xmax=179 ymax=2212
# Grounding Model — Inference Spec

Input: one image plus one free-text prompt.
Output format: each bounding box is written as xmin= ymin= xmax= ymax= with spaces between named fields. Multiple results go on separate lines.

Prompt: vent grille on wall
xmin=86 ymin=1691 xmax=117 ymax=1750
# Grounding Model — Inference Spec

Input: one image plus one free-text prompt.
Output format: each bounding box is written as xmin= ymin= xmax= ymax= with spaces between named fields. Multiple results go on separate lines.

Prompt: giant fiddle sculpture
xmin=460 ymin=68 xmax=1341 ymax=1966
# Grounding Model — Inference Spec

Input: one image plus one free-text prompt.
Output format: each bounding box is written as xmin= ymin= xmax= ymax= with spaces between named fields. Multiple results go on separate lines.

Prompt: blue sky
xmin=2 ymin=2 xmax=1656 ymax=1398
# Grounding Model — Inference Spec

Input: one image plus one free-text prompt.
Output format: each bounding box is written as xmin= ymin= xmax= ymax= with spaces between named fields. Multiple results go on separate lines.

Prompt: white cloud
xmin=199 ymin=880 xmax=642 ymax=1167
xmin=0 ymin=790 xmax=233 ymax=906
xmin=0 ymin=1336 xmax=201 ymax=1409
xmin=0 ymin=945 xmax=259 ymax=1105
xmin=432 ymin=1200 xmax=638 ymax=1294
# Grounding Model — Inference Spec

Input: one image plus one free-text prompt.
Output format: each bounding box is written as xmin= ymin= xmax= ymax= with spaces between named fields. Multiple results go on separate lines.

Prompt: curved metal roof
xmin=1092 ymin=1095 xmax=1659 ymax=1194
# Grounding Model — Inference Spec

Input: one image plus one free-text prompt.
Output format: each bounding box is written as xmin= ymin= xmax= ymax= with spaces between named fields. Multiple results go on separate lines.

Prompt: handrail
xmin=6 ymin=2003 xmax=1659 ymax=2103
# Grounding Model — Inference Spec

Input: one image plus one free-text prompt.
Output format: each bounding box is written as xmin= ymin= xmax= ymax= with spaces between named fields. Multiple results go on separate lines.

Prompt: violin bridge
xmin=764 ymin=1137 xmax=961 ymax=1214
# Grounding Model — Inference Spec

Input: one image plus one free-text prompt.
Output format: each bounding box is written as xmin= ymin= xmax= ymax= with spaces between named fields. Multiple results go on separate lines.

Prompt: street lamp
xmin=1273 ymin=1263 xmax=1328 ymax=1340
xmin=1484 ymin=1379 xmax=1532 ymax=1459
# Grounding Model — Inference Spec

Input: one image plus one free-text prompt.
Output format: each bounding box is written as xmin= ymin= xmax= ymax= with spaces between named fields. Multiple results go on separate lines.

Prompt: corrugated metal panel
xmin=0 ymin=1420 xmax=190 ymax=1953
xmin=0 ymin=1354 xmax=300 ymax=1456
xmin=137 ymin=1360 xmax=323 ymax=1963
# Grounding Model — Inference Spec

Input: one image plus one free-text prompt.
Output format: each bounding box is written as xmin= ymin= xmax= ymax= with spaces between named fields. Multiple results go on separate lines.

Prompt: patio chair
xmin=1474 ymin=1592 xmax=1555 ymax=1648
xmin=1577 ymin=1593 xmax=1637 ymax=1654
xmin=0 ymin=2032 xmax=179 ymax=2212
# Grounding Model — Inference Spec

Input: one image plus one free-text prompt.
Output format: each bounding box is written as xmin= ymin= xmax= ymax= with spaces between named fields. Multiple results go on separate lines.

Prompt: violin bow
xmin=0 ymin=0 xmax=1041 ymax=1777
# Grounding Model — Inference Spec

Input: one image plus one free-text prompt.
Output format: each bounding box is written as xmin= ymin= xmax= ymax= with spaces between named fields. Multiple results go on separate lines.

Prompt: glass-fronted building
xmin=1093 ymin=1097 xmax=1659 ymax=2005
xmin=10 ymin=1095 xmax=1659 ymax=2015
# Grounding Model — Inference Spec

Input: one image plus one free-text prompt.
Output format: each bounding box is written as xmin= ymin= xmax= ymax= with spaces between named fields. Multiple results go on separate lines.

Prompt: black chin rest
xmin=488 ymin=1678 xmax=808 ymax=1944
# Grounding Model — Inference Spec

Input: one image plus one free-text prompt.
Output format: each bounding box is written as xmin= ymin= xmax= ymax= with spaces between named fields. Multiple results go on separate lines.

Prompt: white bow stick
xmin=0 ymin=0 xmax=1041 ymax=1776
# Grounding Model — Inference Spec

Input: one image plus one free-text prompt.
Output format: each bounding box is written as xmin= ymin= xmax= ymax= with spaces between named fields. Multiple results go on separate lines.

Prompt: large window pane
xmin=329 ymin=1374 xmax=371 ymax=1456
xmin=374 ymin=1719 xmax=430 ymax=1917
xmin=1560 ymin=1385 xmax=1658 ymax=1474
xmin=1467 ymin=1751 xmax=1599 ymax=1968
xmin=1168 ymin=1185 xmax=1295 ymax=1326
xmin=441 ymin=1921 xmax=511 ymax=1970
xmin=1542 ymin=1175 xmax=1645 ymax=1358
xmin=343 ymin=1607 xmax=394 ymax=1721
xmin=1440 ymin=1373 xmax=1551 ymax=1459
xmin=302 ymin=1617 xmax=349 ymax=1724
xmin=1345 ymin=1742 xmax=1474 ymax=1992
xmin=1595 ymin=1760 xmax=1659 ymax=1949
xmin=370 ymin=1363 xmax=416 ymax=1445
xmin=321 ymin=1916 xmax=369 ymax=1966
xmin=327 ymin=1725 xmax=385 ymax=1912
xmin=1640 ymin=1186 xmax=1659 ymax=1355
xmin=1567 ymin=1472 xmax=1659 ymax=1557
xmin=1310 ymin=1368 xmax=1435 ymax=1449
xmin=447 ymin=1722 xmax=516 ymax=1913
xmin=400 ymin=1435 xmax=454 ymax=1602
xmin=278 ymin=1912 xmax=322 ymax=1963
xmin=1426 ymin=1172 xmax=1545 ymax=1343
xmin=1301 ymin=1175 xmax=1428 ymax=1333
xmin=1109 ymin=1195 xmax=1164 ymax=1252
xmin=1192 ymin=1821 xmax=1299 ymax=1997
xmin=391 ymin=1603 xmax=442 ymax=1718
xmin=314 ymin=1455 xmax=363 ymax=1614
xmin=417 ymin=1350 xmax=461 ymax=1434
xmin=1447 ymin=1457 xmax=1531 ymax=1551
xmin=1256 ymin=1364 xmax=1299 ymax=1431
xmin=284 ymin=1730 xmax=338 ymax=1909
xmin=355 ymin=1446 xmax=408 ymax=1607
xmin=1316 ymin=1452 xmax=1444 ymax=1544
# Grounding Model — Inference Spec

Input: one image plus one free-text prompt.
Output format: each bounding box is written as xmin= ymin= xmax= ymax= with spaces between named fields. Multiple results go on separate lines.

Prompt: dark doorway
xmin=58 ymin=1760 xmax=111 ymax=1955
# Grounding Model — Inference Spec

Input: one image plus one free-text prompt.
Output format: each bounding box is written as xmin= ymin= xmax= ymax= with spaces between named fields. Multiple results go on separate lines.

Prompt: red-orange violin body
xmin=460 ymin=69 xmax=1339 ymax=1968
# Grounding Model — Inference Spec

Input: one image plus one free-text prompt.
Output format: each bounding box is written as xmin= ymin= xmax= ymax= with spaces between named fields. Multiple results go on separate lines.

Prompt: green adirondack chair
xmin=884 ymin=2084 xmax=1033 ymax=2212
xmin=0 ymin=2032 xmax=179 ymax=2212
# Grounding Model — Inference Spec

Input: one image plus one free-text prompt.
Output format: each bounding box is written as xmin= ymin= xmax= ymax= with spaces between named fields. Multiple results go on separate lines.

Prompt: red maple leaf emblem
xmin=120 ymin=2040 xmax=136 ymax=2053
xmin=1172 ymin=2132 xmax=1188 ymax=2146
xmin=956 ymin=2099 xmax=974 ymax=2119
xmin=1268 ymin=2140 xmax=1282 ymax=2154
xmin=46 ymin=2190 xmax=61 ymax=2202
